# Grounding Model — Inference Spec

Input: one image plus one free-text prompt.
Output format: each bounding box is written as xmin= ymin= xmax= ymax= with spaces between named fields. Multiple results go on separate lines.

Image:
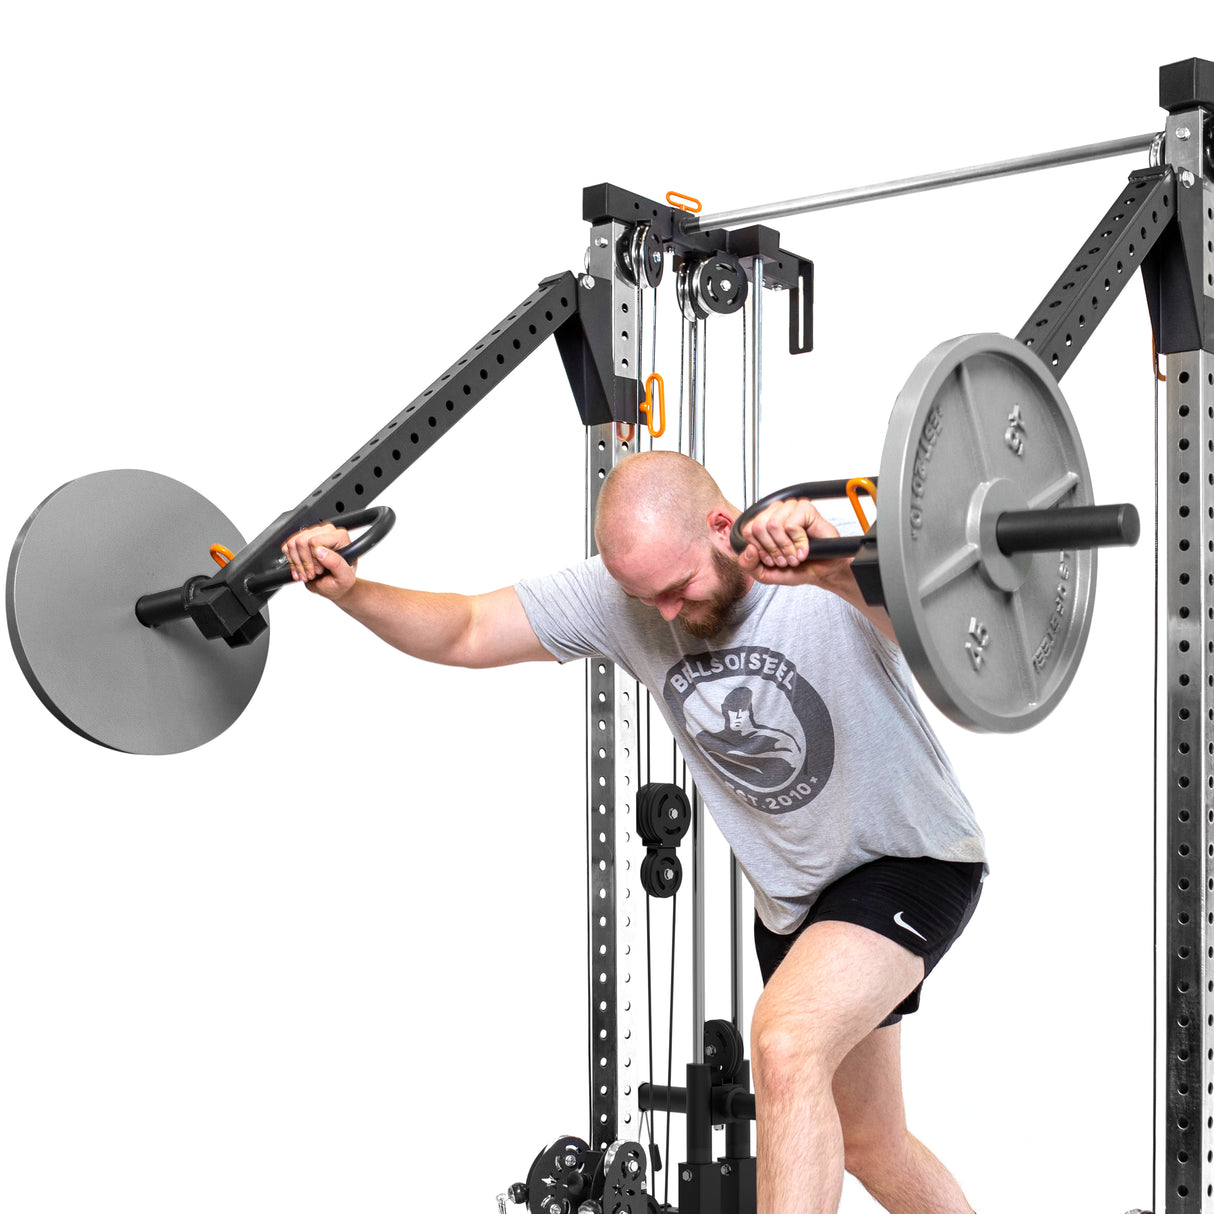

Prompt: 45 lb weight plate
xmin=878 ymin=333 xmax=1098 ymax=731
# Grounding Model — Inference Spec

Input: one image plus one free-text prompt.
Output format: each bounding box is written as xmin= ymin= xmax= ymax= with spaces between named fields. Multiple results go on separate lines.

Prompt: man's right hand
xmin=281 ymin=524 xmax=356 ymax=600
xmin=736 ymin=498 xmax=845 ymax=585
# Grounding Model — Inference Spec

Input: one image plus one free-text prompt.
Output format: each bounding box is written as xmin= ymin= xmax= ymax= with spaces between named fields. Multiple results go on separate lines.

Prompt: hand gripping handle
xmin=729 ymin=479 xmax=875 ymax=559
xmin=245 ymin=505 xmax=397 ymax=595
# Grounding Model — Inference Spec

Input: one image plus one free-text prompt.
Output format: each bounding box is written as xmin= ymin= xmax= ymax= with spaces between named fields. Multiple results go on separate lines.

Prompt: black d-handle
xmin=729 ymin=479 xmax=875 ymax=560
xmin=325 ymin=506 xmax=396 ymax=564
xmin=244 ymin=505 xmax=397 ymax=595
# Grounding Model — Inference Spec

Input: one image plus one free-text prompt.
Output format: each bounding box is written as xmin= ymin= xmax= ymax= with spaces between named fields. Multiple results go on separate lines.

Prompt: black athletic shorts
xmin=753 ymin=856 xmax=985 ymax=1027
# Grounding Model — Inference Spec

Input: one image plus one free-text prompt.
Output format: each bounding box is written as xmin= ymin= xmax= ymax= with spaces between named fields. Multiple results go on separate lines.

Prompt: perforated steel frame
xmin=1157 ymin=99 xmax=1214 ymax=1214
xmin=585 ymin=422 xmax=649 ymax=1152
xmin=1160 ymin=346 xmax=1214 ymax=1214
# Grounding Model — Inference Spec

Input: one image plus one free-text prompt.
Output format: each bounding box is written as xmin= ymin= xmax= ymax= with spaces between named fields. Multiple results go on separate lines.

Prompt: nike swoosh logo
xmin=894 ymin=911 xmax=927 ymax=942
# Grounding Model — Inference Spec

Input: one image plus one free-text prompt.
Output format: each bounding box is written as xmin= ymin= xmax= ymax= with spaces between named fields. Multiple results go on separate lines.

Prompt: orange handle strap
xmin=845 ymin=478 xmax=878 ymax=532
xmin=639 ymin=373 xmax=666 ymax=438
xmin=209 ymin=544 xmax=235 ymax=568
xmin=666 ymin=191 xmax=702 ymax=214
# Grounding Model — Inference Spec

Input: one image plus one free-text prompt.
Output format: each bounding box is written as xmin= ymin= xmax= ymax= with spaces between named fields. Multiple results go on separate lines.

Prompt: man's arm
xmin=281 ymin=525 xmax=557 ymax=668
xmin=735 ymin=499 xmax=898 ymax=644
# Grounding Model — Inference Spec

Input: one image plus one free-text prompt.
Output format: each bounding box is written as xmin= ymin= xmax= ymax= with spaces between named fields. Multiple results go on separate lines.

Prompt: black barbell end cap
xmin=1119 ymin=502 xmax=1141 ymax=547
xmin=995 ymin=503 xmax=1141 ymax=557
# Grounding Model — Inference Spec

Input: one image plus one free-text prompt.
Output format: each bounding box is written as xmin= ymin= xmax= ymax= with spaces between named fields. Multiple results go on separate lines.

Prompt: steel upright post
xmin=1153 ymin=59 xmax=1214 ymax=1214
xmin=584 ymin=216 xmax=650 ymax=1152
xmin=734 ymin=262 xmax=765 ymax=1040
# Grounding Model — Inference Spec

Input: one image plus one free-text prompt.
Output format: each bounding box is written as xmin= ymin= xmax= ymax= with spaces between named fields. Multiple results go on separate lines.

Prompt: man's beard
xmin=678 ymin=547 xmax=749 ymax=639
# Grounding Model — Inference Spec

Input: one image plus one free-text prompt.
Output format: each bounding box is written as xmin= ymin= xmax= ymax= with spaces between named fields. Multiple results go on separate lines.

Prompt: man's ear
xmin=707 ymin=508 xmax=736 ymax=550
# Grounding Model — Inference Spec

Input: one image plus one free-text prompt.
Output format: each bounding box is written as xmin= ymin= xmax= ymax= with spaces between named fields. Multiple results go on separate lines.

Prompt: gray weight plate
xmin=7 ymin=469 xmax=268 ymax=754
xmin=877 ymin=333 xmax=1095 ymax=732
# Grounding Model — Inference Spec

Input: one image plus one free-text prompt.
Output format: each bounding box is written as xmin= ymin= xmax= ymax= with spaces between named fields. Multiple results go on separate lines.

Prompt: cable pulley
xmin=675 ymin=261 xmax=708 ymax=322
xmin=675 ymin=252 xmax=748 ymax=321
xmin=640 ymin=851 xmax=682 ymax=898
xmin=691 ymin=254 xmax=747 ymax=315
xmin=635 ymin=782 xmax=691 ymax=847
xmin=502 ymin=1137 xmax=650 ymax=1214
xmin=702 ymin=1019 xmax=745 ymax=1084
xmin=600 ymin=1140 xmax=650 ymax=1214
xmin=637 ymin=782 xmax=689 ymax=897
xmin=731 ymin=332 xmax=1141 ymax=732
xmin=619 ymin=223 xmax=664 ymax=290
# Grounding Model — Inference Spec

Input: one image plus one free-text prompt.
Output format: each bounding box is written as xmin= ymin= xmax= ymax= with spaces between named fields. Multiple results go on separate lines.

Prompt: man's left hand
xmin=736 ymin=498 xmax=851 ymax=588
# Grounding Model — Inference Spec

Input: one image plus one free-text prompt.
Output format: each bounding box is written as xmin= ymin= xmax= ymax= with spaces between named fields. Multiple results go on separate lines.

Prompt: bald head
xmin=594 ymin=451 xmax=731 ymax=561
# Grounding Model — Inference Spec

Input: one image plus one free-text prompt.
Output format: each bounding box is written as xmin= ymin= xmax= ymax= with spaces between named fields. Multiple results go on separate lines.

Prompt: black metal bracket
xmin=639 ymin=1056 xmax=759 ymax=1214
xmin=584 ymin=182 xmax=815 ymax=353
xmin=1019 ymin=57 xmax=1213 ymax=375
xmin=1016 ymin=168 xmax=1177 ymax=378
xmin=553 ymin=270 xmax=630 ymax=427
xmin=1142 ymin=176 xmax=1214 ymax=357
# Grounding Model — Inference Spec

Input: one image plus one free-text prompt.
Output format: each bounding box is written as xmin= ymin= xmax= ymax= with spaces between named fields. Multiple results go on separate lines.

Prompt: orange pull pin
xmin=666 ymin=191 xmax=702 ymax=214
xmin=640 ymin=373 xmax=666 ymax=439
xmin=209 ymin=544 xmax=235 ymax=568
xmin=845 ymin=478 xmax=878 ymax=531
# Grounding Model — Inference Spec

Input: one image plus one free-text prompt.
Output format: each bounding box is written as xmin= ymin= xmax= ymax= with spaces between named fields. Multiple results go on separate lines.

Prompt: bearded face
xmin=678 ymin=545 xmax=750 ymax=639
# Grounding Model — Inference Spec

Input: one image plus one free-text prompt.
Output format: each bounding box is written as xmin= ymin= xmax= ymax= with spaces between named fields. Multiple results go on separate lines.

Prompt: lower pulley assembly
xmin=500 ymin=1136 xmax=654 ymax=1214
xmin=637 ymin=783 xmax=691 ymax=898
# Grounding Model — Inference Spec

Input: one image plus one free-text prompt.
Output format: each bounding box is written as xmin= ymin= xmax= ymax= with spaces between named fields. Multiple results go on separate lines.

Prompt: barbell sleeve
xmin=776 ymin=503 xmax=1140 ymax=564
xmin=133 ymin=575 xmax=210 ymax=628
xmin=995 ymin=503 xmax=1140 ymax=556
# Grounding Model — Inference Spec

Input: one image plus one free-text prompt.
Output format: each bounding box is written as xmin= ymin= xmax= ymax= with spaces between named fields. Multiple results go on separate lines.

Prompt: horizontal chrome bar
xmin=686 ymin=132 xmax=1159 ymax=231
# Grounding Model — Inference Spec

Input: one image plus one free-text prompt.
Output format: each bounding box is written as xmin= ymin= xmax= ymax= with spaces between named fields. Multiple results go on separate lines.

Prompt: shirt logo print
xmin=663 ymin=645 xmax=835 ymax=814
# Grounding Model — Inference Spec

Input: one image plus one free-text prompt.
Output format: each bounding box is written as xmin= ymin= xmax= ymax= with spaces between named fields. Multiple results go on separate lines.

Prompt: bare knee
xmin=842 ymin=1127 xmax=908 ymax=1187
xmin=750 ymin=1007 xmax=840 ymax=1096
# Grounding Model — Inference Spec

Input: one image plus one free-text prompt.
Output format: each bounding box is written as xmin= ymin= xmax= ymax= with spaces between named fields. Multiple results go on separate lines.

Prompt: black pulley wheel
xmin=641 ymin=851 xmax=682 ymax=898
xmin=703 ymin=1018 xmax=745 ymax=1081
xmin=525 ymin=1136 xmax=591 ymax=1214
xmin=635 ymin=783 xmax=691 ymax=847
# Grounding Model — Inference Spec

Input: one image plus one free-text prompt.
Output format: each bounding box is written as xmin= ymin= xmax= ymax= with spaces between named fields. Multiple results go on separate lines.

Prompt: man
xmin=282 ymin=450 xmax=985 ymax=1214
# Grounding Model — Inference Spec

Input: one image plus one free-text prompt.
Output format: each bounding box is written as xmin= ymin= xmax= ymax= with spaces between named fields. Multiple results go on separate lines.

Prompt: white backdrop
xmin=2 ymin=5 xmax=1205 ymax=1212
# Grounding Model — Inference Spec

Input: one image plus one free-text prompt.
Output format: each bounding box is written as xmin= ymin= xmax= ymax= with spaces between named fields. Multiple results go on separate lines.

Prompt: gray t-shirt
xmin=516 ymin=558 xmax=986 ymax=934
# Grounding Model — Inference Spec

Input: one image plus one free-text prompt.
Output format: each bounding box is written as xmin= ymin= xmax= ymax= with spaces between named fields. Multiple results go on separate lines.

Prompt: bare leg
xmin=749 ymin=921 xmax=924 ymax=1214
xmin=834 ymin=1025 xmax=975 ymax=1214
